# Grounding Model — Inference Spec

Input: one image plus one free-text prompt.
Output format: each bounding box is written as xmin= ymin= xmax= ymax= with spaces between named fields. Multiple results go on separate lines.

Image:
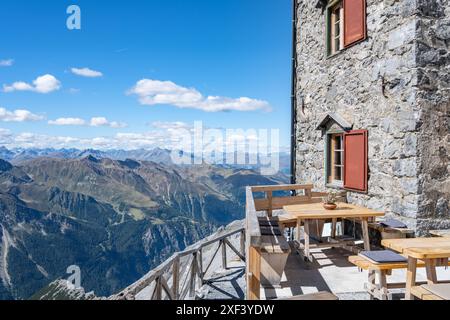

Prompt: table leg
xmin=296 ymin=218 xmax=301 ymax=243
xmin=425 ymin=259 xmax=438 ymax=284
xmin=361 ymin=218 xmax=371 ymax=251
xmin=331 ymin=218 xmax=337 ymax=239
xmin=405 ymin=257 xmax=417 ymax=300
xmin=303 ymin=219 xmax=312 ymax=262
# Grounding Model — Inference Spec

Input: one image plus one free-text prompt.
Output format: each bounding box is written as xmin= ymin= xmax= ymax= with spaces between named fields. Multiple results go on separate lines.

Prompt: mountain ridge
xmin=0 ymin=156 xmax=287 ymax=299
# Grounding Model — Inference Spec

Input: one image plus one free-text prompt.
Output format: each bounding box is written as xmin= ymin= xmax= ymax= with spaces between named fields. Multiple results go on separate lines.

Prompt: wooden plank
xmin=172 ymin=256 xmax=180 ymax=299
xmin=246 ymin=187 xmax=261 ymax=248
xmin=267 ymin=190 xmax=273 ymax=217
xmin=425 ymin=260 xmax=438 ymax=284
xmin=255 ymin=196 xmax=323 ymax=211
xmin=240 ymin=230 xmax=246 ymax=258
xmin=406 ymin=246 xmax=450 ymax=260
xmin=224 ymin=238 xmax=246 ymax=262
xmin=251 ymin=184 xmax=313 ymax=193
xmin=361 ymin=218 xmax=371 ymax=251
xmin=203 ymin=242 xmax=221 ymax=276
xmin=283 ymin=202 xmax=384 ymax=220
xmin=247 ymin=246 xmax=261 ymax=300
xmin=304 ymin=219 xmax=312 ymax=262
xmin=331 ymin=218 xmax=337 ymax=238
xmin=160 ymin=276 xmax=175 ymax=300
xmin=348 ymin=255 xmax=450 ymax=271
xmin=405 ymin=257 xmax=417 ymax=300
xmin=221 ymin=240 xmax=227 ymax=270
xmin=411 ymin=286 xmax=444 ymax=300
xmin=382 ymin=238 xmax=450 ymax=254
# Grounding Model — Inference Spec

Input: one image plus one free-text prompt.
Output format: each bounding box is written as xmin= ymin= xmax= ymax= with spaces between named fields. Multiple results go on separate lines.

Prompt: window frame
xmin=325 ymin=131 xmax=345 ymax=188
xmin=326 ymin=0 xmax=344 ymax=57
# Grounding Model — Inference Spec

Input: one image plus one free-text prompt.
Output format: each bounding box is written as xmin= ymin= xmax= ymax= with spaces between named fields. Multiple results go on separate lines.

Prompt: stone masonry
xmin=294 ymin=0 xmax=449 ymax=234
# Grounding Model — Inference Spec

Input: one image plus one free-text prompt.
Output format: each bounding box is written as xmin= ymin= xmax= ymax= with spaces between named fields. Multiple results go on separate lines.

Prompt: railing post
xmin=222 ymin=239 xmax=227 ymax=270
xmin=189 ymin=252 xmax=197 ymax=298
xmin=155 ymin=277 xmax=162 ymax=300
xmin=240 ymin=229 xmax=246 ymax=258
xmin=172 ymin=256 xmax=180 ymax=300
xmin=267 ymin=190 xmax=273 ymax=217
xmin=198 ymin=248 xmax=204 ymax=284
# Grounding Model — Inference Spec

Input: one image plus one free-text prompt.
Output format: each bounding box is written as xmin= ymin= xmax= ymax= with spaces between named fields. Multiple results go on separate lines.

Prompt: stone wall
xmin=415 ymin=0 xmax=450 ymax=234
xmin=294 ymin=0 xmax=449 ymax=233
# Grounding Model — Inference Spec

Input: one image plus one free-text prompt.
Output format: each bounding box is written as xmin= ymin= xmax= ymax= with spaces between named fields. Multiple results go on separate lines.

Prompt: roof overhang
xmin=316 ymin=113 xmax=353 ymax=131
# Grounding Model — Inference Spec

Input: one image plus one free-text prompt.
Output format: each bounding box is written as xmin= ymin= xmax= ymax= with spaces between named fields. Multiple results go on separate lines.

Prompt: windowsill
xmin=326 ymin=50 xmax=344 ymax=60
xmin=326 ymin=182 xmax=344 ymax=190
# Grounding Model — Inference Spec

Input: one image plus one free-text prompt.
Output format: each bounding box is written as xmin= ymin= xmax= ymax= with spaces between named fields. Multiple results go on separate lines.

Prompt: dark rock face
xmin=0 ymin=158 xmax=287 ymax=299
xmin=0 ymin=159 xmax=13 ymax=172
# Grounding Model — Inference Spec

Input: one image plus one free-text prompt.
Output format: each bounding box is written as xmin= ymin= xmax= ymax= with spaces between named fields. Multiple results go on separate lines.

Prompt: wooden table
xmin=281 ymin=202 xmax=384 ymax=261
xmin=382 ymin=238 xmax=450 ymax=300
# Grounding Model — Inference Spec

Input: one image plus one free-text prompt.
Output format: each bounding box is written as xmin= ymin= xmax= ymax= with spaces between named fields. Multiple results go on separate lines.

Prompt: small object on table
xmin=323 ymin=203 xmax=337 ymax=210
xmin=322 ymin=191 xmax=338 ymax=210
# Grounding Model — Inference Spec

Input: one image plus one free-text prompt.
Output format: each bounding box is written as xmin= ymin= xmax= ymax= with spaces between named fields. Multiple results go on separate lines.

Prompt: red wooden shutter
xmin=343 ymin=0 xmax=367 ymax=47
xmin=344 ymin=130 xmax=368 ymax=192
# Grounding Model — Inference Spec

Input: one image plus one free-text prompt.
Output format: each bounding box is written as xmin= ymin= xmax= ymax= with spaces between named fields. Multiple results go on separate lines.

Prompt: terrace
xmin=244 ymin=184 xmax=450 ymax=301
xmin=112 ymin=183 xmax=450 ymax=301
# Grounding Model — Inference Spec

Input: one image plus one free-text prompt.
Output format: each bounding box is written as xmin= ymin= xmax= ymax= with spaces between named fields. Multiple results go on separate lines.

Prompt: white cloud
xmin=128 ymin=79 xmax=271 ymax=112
xmin=0 ymin=59 xmax=14 ymax=67
xmin=3 ymin=74 xmax=61 ymax=94
xmin=90 ymin=117 xmax=127 ymax=128
xmin=0 ymin=107 xmax=44 ymax=122
xmin=48 ymin=118 xmax=86 ymax=126
xmin=71 ymin=67 xmax=103 ymax=78
xmin=48 ymin=117 xmax=127 ymax=128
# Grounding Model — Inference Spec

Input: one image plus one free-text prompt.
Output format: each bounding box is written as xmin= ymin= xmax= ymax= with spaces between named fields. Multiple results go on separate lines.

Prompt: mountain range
xmin=0 ymin=146 xmax=291 ymax=174
xmin=0 ymin=155 xmax=287 ymax=299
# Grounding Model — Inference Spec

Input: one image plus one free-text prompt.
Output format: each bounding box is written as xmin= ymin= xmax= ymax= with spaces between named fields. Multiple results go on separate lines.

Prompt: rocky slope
xmin=0 ymin=157 xmax=286 ymax=299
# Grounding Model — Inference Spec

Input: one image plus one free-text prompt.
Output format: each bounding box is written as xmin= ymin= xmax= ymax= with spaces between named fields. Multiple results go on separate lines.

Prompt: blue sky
xmin=0 ymin=0 xmax=292 ymax=151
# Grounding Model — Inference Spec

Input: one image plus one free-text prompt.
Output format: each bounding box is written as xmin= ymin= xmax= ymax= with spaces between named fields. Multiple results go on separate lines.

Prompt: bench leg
xmin=378 ymin=271 xmax=389 ymax=300
xmin=368 ymin=270 xmax=376 ymax=300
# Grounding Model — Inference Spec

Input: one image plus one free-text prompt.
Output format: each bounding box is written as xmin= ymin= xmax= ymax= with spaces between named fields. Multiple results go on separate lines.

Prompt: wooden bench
xmin=259 ymin=217 xmax=291 ymax=288
xmin=411 ymin=285 xmax=448 ymax=300
xmin=277 ymin=291 xmax=338 ymax=300
xmin=349 ymin=255 xmax=450 ymax=300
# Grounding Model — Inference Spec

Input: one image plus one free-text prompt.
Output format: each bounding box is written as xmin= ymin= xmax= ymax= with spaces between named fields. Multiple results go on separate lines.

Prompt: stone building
xmin=292 ymin=0 xmax=449 ymax=234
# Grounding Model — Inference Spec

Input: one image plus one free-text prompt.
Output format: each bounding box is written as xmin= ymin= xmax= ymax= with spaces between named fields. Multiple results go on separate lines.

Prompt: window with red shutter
xmin=343 ymin=0 xmax=367 ymax=47
xmin=343 ymin=130 xmax=368 ymax=192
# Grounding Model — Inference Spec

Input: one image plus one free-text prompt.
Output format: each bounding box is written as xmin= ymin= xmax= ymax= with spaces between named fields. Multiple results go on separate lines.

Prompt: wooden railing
xmin=111 ymin=227 xmax=246 ymax=300
xmin=245 ymin=183 xmax=347 ymax=300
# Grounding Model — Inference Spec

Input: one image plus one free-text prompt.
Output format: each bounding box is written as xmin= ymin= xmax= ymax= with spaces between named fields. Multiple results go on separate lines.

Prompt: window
xmin=329 ymin=2 xmax=343 ymax=55
xmin=327 ymin=133 xmax=344 ymax=185
xmin=326 ymin=0 xmax=367 ymax=57
xmin=326 ymin=130 xmax=368 ymax=192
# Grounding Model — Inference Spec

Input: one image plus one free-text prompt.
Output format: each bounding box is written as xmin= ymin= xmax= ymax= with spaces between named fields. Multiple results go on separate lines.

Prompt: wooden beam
xmin=267 ymin=190 xmax=273 ymax=217
xmin=172 ymin=256 xmax=180 ymax=300
xmin=251 ymin=184 xmax=314 ymax=193
xmin=224 ymin=238 xmax=246 ymax=262
xmin=246 ymin=246 xmax=261 ymax=300
xmin=222 ymin=240 xmax=228 ymax=270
